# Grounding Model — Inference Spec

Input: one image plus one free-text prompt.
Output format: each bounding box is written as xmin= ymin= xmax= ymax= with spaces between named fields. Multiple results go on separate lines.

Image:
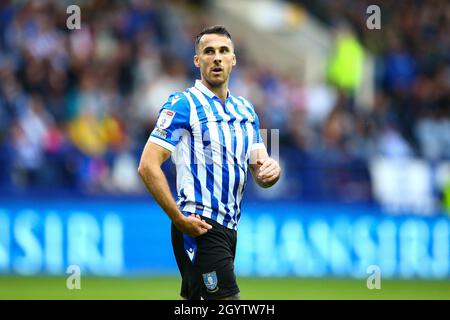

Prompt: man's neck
xmin=201 ymin=79 xmax=228 ymax=104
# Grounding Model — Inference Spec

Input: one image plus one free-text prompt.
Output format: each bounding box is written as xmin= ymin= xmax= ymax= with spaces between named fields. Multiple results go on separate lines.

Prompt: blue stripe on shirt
xmin=208 ymin=99 xmax=232 ymax=224
xmin=188 ymin=91 xmax=219 ymax=215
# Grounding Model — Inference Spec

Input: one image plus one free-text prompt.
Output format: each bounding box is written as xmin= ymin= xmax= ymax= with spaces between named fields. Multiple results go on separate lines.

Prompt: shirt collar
xmin=195 ymin=79 xmax=230 ymax=100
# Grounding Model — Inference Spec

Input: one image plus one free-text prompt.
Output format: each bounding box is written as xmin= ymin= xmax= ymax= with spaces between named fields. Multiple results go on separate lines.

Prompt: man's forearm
xmin=138 ymin=164 xmax=184 ymax=223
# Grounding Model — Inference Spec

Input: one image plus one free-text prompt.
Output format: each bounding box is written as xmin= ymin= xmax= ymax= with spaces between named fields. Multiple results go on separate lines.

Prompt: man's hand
xmin=255 ymin=158 xmax=281 ymax=187
xmin=173 ymin=213 xmax=212 ymax=237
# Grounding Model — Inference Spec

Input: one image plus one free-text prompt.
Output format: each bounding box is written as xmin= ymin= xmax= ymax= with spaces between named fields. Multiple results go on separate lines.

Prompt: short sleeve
xmin=241 ymin=98 xmax=265 ymax=152
xmin=252 ymin=111 xmax=263 ymax=144
xmin=149 ymin=93 xmax=190 ymax=152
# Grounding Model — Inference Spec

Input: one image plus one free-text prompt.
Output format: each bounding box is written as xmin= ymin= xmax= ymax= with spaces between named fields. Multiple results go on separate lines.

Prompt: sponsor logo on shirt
xmin=152 ymin=128 xmax=168 ymax=139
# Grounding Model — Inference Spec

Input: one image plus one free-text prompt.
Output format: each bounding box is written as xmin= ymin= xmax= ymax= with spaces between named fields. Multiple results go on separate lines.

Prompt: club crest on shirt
xmin=202 ymin=271 xmax=219 ymax=292
xmin=157 ymin=109 xmax=176 ymax=129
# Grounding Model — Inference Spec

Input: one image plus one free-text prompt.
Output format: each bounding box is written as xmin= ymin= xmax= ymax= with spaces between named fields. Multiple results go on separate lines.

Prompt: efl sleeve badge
xmin=156 ymin=109 xmax=176 ymax=129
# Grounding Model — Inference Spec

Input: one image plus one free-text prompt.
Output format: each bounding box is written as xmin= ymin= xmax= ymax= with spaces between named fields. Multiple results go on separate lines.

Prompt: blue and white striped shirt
xmin=149 ymin=80 xmax=265 ymax=230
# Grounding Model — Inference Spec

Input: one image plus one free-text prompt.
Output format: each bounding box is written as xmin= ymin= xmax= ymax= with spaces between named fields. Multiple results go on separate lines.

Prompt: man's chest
xmin=190 ymin=112 xmax=254 ymax=145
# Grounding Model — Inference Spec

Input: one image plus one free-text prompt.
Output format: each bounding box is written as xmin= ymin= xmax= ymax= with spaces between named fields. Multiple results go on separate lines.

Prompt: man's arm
xmin=138 ymin=141 xmax=212 ymax=237
xmin=249 ymin=147 xmax=281 ymax=188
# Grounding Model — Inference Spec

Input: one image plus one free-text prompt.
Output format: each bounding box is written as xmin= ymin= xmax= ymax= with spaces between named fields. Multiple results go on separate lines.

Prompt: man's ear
xmin=232 ymin=53 xmax=236 ymax=66
xmin=194 ymin=55 xmax=200 ymax=68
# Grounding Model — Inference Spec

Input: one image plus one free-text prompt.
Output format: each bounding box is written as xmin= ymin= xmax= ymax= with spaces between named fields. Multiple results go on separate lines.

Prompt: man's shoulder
xmin=168 ymin=90 xmax=189 ymax=104
xmin=231 ymin=94 xmax=255 ymax=110
xmin=164 ymin=91 xmax=191 ymax=112
xmin=230 ymin=95 xmax=258 ymax=118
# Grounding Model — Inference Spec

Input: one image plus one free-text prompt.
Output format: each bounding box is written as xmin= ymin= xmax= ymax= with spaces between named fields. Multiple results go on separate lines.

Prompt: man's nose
xmin=213 ymin=53 xmax=222 ymax=63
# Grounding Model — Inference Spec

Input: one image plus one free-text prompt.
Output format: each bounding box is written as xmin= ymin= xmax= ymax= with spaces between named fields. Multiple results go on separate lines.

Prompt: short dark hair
xmin=195 ymin=25 xmax=232 ymax=53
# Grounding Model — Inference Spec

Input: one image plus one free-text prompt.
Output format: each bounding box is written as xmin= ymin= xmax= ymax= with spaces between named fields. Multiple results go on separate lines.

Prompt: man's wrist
xmin=172 ymin=212 xmax=186 ymax=226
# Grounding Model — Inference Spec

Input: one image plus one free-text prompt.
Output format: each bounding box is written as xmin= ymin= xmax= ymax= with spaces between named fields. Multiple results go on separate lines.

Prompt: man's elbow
xmin=137 ymin=163 xmax=145 ymax=178
xmin=138 ymin=161 xmax=153 ymax=178
xmin=137 ymin=164 xmax=143 ymax=176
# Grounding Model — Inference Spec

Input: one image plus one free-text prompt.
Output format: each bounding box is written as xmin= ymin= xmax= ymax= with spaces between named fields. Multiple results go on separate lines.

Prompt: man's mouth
xmin=211 ymin=67 xmax=223 ymax=73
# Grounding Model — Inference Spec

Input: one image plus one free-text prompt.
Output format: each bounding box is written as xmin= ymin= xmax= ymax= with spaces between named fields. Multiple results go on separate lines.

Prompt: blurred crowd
xmin=0 ymin=0 xmax=448 ymax=204
xmin=299 ymin=0 xmax=450 ymax=160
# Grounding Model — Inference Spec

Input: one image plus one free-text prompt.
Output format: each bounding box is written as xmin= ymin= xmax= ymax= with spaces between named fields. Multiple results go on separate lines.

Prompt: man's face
xmin=194 ymin=33 xmax=236 ymax=87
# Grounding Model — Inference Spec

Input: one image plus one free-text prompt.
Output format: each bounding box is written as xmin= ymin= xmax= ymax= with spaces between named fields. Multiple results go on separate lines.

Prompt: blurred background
xmin=0 ymin=0 xmax=449 ymax=299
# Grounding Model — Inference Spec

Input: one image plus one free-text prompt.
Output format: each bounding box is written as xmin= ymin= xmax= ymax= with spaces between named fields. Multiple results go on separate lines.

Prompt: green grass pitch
xmin=0 ymin=276 xmax=449 ymax=300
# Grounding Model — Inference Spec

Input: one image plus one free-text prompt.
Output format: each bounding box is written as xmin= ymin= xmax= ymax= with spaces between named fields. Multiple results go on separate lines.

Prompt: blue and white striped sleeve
xmin=148 ymin=93 xmax=190 ymax=152
xmin=245 ymin=100 xmax=265 ymax=151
